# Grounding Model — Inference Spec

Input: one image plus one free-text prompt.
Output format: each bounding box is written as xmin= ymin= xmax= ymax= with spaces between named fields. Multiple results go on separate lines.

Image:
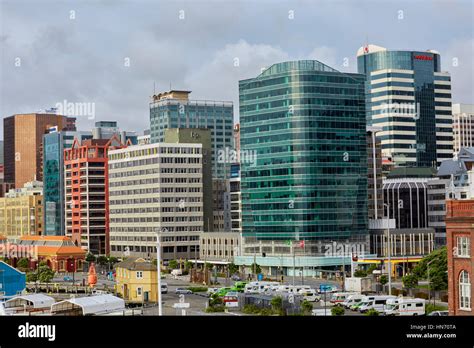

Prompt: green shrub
xmin=426 ymin=303 xmax=447 ymax=315
xmin=365 ymin=309 xmax=379 ymax=316
xmin=243 ymin=304 xmax=261 ymax=314
xmin=209 ymin=296 xmax=223 ymax=307
xmin=331 ymin=306 xmax=345 ymax=316
xmin=354 ymin=269 xmax=368 ymax=277
xmin=26 ymin=272 xmax=38 ymax=282
xmin=300 ymin=300 xmax=313 ymax=315
xmin=205 ymin=305 xmax=225 ymax=313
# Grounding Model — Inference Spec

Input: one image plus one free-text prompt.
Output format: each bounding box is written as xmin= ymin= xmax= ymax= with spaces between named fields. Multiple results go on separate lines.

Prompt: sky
xmin=0 ymin=0 xmax=473 ymax=139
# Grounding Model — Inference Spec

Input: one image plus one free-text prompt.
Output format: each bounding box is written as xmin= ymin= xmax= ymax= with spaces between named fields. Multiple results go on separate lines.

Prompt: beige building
xmin=0 ymin=181 xmax=43 ymax=238
xmin=200 ymin=232 xmax=241 ymax=262
xmin=108 ymin=143 xmax=203 ymax=260
xmin=453 ymin=104 xmax=474 ymax=154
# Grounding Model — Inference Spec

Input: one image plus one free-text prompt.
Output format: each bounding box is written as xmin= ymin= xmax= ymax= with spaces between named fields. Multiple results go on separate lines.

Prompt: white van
xmin=289 ymin=285 xmax=312 ymax=294
xmin=342 ymin=294 xmax=365 ymax=309
xmin=330 ymin=292 xmax=358 ymax=305
xmin=299 ymin=289 xmax=320 ymax=302
xmin=274 ymin=285 xmax=292 ymax=294
xmin=351 ymin=295 xmax=376 ymax=311
xmin=359 ymin=295 xmax=396 ymax=313
xmin=385 ymin=298 xmax=425 ymax=316
xmin=244 ymin=281 xmax=279 ymax=294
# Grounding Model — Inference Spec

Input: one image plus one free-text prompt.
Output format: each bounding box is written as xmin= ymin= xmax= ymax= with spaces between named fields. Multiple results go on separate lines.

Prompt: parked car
xmin=216 ymin=287 xmax=233 ymax=297
xmin=161 ymin=283 xmax=168 ymax=294
xmin=317 ymin=284 xmax=338 ymax=294
xmin=231 ymin=274 xmax=241 ymax=281
xmin=428 ymin=310 xmax=449 ymax=316
xmin=359 ymin=295 xmax=396 ymax=313
xmin=342 ymin=294 xmax=365 ymax=309
xmin=63 ymin=276 xmax=73 ymax=282
xmin=175 ymin=288 xmax=192 ymax=295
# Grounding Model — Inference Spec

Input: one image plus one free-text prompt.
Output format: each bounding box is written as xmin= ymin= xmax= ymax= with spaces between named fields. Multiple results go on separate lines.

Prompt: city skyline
xmin=1 ymin=0 xmax=473 ymax=138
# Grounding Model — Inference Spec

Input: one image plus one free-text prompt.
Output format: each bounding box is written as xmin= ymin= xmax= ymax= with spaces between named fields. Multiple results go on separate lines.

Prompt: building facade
xmin=108 ymin=143 xmax=203 ymax=260
xmin=43 ymin=131 xmax=93 ymax=236
xmin=230 ymin=163 xmax=242 ymax=234
xmin=3 ymin=113 xmax=76 ymax=188
xmin=357 ymin=44 xmax=453 ymax=167
xmin=114 ymin=257 xmax=158 ymax=303
xmin=239 ymin=60 xmax=367 ymax=252
xmin=0 ymin=181 xmax=43 ymax=238
xmin=446 ymin=200 xmax=473 ymax=315
xmin=64 ymin=137 xmax=125 ymax=255
xmin=149 ymin=90 xmax=234 ymax=179
xmin=200 ymin=232 xmax=241 ymax=262
xmin=453 ymin=104 xmax=474 ymax=154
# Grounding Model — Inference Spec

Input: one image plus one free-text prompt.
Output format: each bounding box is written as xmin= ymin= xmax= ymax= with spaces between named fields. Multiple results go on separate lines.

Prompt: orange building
xmin=2 ymin=235 xmax=86 ymax=272
xmin=64 ymin=136 xmax=126 ymax=255
xmin=3 ymin=113 xmax=76 ymax=188
xmin=446 ymin=200 xmax=473 ymax=316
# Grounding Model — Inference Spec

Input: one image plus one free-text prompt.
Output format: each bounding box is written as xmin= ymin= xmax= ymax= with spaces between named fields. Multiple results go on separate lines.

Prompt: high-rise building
xmin=43 ymin=130 xmax=93 ymax=236
xmin=108 ymin=143 xmax=203 ymax=260
xmin=357 ymin=44 xmax=453 ymax=168
xmin=149 ymin=90 xmax=234 ymax=179
xmin=239 ymin=60 xmax=368 ymax=251
xmin=64 ymin=136 xmax=125 ymax=255
xmin=164 ymin=128 xmax=213 ymax=232
xmin=3 ymin=113 xmax=76 ymax=188
xmin=453 ymin=104 xmax=474 ymax=154
xmin=367 ymin=126 xmax=383 ymax=220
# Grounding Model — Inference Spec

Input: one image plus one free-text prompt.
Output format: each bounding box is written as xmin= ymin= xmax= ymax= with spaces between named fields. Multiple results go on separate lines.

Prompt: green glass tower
xmin=239 ymin=60 xmax=367 ymax=243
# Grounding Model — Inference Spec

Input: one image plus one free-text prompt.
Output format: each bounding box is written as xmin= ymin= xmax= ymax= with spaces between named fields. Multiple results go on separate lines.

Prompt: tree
xmin=169 ymin=260 xmax=178 ymax=269
xmin=331 ymin=306 xmax=345 ymax=316
xmin=184 ymin=260 xmax=193 ymax=270
xmin=108 ymin=257 xmax=119 ymax=265
xmin=228 ymin=262 xmax=239 ymax=275
xmin=354 ymin=269 xmax=367 ymax=278
xmin=250 ymin=263 xmax=261 ymax=274
xmin=97 ymin=256 xmax=108 ymax=265
xmin=17 ymin=258 xmax=29 ymax=270
xmin=26 ymin=272 xmax=38 ymax=282
xmin=379 ymin=275 xmax=388 ymax=286
xmin=85 ymin=253 xmax=96 ymax=262
xmin=37 ymin=265 xmax=55 ymax=283
xmin=367 ymin=264 xmax=378 ymax=275
xmin=300 ymin=300 xmax=313 ymax=315
xmin=402 ymin=274 xmax=419 ymax=289
xmin=413 ymin=247 xmax=447 ymax=291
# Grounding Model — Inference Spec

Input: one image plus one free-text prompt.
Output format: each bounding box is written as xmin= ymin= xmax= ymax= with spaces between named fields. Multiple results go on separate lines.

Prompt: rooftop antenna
xmin=153 ymin=81 xmax=156 ymax=96
xmin=169 ymin=82 xmax=172 ymax=91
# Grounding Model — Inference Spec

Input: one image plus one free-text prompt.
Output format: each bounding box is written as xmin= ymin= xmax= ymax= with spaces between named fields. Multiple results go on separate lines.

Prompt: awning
xmin=5 ymin=294 xmax=55 ymax=309
xmin=51 ymin=294 xmax=125 ymax=315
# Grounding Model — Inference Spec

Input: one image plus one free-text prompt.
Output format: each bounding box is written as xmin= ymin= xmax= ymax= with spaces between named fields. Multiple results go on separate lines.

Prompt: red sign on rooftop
xmin=414 ymin=55 xmax=433 ymax=61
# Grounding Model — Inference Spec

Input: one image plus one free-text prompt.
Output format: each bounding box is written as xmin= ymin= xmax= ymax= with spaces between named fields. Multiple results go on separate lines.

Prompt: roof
xmin=35 ymin=245 xmax=86 ymax=256
xmin=115 ymin=257 xmax=156 ymax=271
xmin=50 ymin=294 xmax=125 ymax=315
xmin=437 ymin=159 xmax=466 ymax=177
xmin=5 ymin=294 xmax=55 ymax=309
xmin=387 ymin=167 xmax=436 ymax=179
xmin=21 ymin=236 xmax=70 ymax=241
xmin=259 ymin=60 xmax=339 ymax=78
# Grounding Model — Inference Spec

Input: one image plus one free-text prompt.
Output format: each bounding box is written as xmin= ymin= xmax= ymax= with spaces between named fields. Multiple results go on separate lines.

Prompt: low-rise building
xmin=114 ymin=257 xmax=158 ymax=303
xmin=200 ymin=232 xmax=241 ymax=263
xmin=0 ymin=261 xmax=26 ymax=297
xmin=446 ymin=200 xmax=473 ymax=316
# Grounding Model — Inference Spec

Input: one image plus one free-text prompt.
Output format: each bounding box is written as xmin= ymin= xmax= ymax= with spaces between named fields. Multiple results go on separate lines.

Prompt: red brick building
xmin=446 ymin=200 xmax=473 ymax=315
xmin=64 ymin=135 xmax=126 ymax=256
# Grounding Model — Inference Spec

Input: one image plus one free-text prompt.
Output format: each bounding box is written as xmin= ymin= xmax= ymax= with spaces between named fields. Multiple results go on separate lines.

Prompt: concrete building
xmin=212 ymin=179 xmax=231 ymax=232
xmin=0 ymin=181 xmax=43 ymax=238
xmin=149 ymin=90 xmax=234 ymax=179
xmin=3 ymin=113 xmax=76 ymax=188
xmin=446 ymin=200 xmax=473 ymax=315
xmin=92 ymin=121 xmax=138 ymax=145
xmin=453 ymin=104 xmax=474 ymax=154
xmin=357 ymin=44 xmax=453 ymax=167
xmin=230 ymin=163 xmax=242 ymax=234
xmin=200 ymin=232 xmax=241 ymax=263
xmin=164 ymin=128 xmax=213 ymax=232
xmin=108 ymin=143 xmax=203 ymax=260
xmin=367 ymin=126 xmax=383 ymax=220
xmin=64 ymin=136 xmax=126 ymax=255
xmin=114 ymin=257 xmax=158 ymax=304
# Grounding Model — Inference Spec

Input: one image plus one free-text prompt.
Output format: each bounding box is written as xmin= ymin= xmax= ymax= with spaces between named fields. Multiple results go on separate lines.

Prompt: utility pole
xmin=155 ymin=231 xmax=162 ymax=316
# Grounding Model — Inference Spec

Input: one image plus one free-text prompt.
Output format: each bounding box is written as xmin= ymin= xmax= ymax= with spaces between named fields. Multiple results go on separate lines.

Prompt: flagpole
xmin=292 ymin=243 xmax=295 ymax=286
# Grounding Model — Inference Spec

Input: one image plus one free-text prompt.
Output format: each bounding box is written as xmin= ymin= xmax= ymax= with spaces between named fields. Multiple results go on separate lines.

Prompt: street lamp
xmin=383 ymin=203 xmax=392 ymax=295
xmin=427 ymin=259 xmax=436 ymax=307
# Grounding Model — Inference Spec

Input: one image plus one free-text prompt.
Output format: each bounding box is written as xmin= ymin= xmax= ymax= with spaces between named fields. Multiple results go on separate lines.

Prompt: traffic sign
xmin=173 ymin=303 xmax=190 ymax=309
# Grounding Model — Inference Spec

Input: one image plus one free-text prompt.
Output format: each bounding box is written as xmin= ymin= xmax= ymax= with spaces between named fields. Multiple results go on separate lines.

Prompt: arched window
xmin=459 ymin=270 xmax=471 ymax=310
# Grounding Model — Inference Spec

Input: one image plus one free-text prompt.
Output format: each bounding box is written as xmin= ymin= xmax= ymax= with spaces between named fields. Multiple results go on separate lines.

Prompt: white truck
xmin=344 ymin=277 xmax=372 ymax=293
